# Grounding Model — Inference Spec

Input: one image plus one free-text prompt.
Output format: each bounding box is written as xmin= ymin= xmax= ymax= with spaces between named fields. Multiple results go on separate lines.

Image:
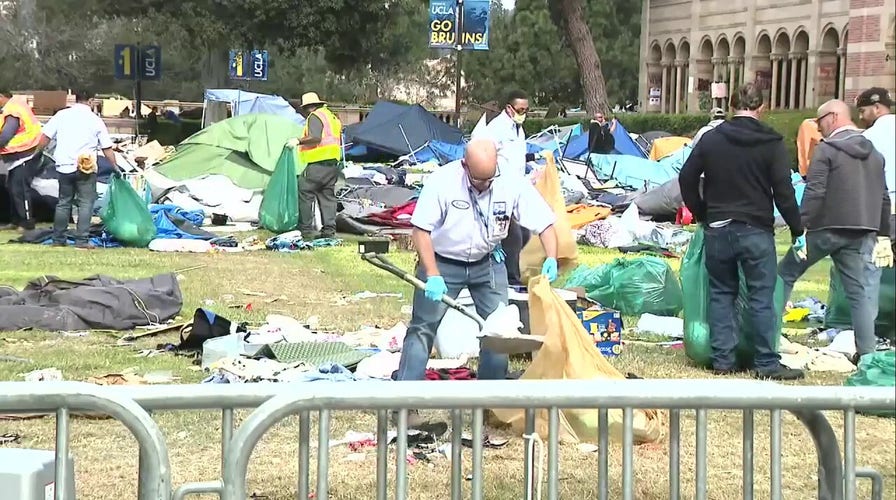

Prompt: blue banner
xmin=428 ymin=0 xmax=490 ymax=51
xmin=229 ymin=50 xmax=269 ymax=81
xmin=139 ymin=45 xmax=162 ymax=81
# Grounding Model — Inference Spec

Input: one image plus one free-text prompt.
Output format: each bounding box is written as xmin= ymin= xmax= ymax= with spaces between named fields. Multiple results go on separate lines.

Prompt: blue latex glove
xmin=541 ymin=257 xmax=558 ymax=282
xmin=424 ymin=276 xmax=447 ymax=302
xmin=792 ymin=233 xmax=807 ymax=260
xmin=492 ymin=246 xmax=506 ymax=263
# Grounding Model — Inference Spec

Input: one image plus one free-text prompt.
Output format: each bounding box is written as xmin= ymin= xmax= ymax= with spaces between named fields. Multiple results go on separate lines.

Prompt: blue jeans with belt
xmin=704 ymin=222 xmax=780 ymax=371
xmin=396 ymin=254 xmax=510 ymax=381
xmin=778 ymin=229 xmax=878 ymax=355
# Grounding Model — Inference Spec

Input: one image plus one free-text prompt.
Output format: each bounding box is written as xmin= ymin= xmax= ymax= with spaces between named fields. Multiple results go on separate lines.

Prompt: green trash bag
xmin=844 ymin=351 xmax=895 ymax=417
xmin=825 ymin=266 xmax=896 ymax=340
xmin=565 ymin=257 xmax=683 ymax=316
xmin=100 ymin=176 xmax=157 ymax=247
xmin=258 ymin=146 xmax=300 ymax=233
xmin=681 ymin=226 xmax=786 ymax=368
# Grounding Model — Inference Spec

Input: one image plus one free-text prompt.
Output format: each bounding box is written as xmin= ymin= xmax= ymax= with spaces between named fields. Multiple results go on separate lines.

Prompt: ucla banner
xmin=429 ymin=0 xmax=490 ymax=51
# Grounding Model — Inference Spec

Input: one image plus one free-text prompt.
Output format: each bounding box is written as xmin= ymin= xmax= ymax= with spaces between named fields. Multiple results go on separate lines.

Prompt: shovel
xmin=360 ymin=252 xmax=544 ymax=355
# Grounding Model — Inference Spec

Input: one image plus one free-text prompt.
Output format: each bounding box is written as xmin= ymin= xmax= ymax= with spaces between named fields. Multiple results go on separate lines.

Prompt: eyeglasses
xmin=462 ymin=160 xmax=500 ymax=182
xmin=814 ymin=111 xmax=834 ymax=123
xmin=511 ymin=106 xmax=529 ymax=115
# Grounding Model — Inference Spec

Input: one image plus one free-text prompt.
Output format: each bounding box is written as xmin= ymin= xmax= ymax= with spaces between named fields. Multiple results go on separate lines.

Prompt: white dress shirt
xmin=411 ymin=160 xmax=556 ymax=262
xmin=472 ymin=111 xmax=528 ymax=178
xmin=862 ymin=114 xmax=895 ymax=213
xmin=41 ymin=103 xmax=114 ymax=174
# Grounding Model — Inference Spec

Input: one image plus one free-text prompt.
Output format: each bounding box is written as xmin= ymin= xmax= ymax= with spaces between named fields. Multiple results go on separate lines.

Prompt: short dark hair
xmin=0 ymin=90 xmax=12 ymax=98
xmin=505 ymin=89 xmax=528 ymax=106
xmin=73 ymin=91 xmax=90 ymax=103
xmin=731 ymin=83 xmax=763 ymax=111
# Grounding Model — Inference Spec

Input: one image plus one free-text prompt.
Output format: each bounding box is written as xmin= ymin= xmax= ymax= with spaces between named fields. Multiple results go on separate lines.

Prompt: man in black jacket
xmin=777 ymin=99 xmax=892 ymax=362
xmin=679 ymin=83 xmax=804 ymax=380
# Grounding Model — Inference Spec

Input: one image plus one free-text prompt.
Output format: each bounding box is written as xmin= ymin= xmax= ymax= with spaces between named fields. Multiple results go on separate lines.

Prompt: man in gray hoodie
xmin=777 ymin=99 xmax=892 ymax=362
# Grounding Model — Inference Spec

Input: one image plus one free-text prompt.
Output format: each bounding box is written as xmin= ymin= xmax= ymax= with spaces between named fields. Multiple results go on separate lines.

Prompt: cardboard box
xmin=577 ymin=308 xmax=623 ymax=357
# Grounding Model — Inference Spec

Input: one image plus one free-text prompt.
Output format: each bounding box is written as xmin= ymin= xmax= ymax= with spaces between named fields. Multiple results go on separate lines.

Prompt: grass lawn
xmin=0 ymin=228 xmax=893 ymax=500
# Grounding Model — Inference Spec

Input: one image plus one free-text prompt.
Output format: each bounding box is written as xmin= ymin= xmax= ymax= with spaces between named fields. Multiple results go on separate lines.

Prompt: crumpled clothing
xmin=581 ymin=220 xmax=616 ymax=247
xmin=779 ymin=337 xmax=857 ymax=373
xmin=265 ymin=231 xmax=342 ymax=252
xmin=295 ymin=362 xmax=359 ymax=382
xmin=791 ymin=297 xmax=826 ymax=323
xmin=210 ymin=236 xmax=238 ymax=248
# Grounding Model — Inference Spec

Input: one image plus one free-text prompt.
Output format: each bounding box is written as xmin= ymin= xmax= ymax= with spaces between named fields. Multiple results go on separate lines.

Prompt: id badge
xmin=491 ymin=214 xmax=510 ymax=239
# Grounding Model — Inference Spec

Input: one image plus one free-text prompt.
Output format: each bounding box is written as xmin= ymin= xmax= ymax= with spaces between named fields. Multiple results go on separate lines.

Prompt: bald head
xmin=464 ymin=138 xmax=498 ymax=183
xmin=816 ymin=99 xmax=855 ymax=138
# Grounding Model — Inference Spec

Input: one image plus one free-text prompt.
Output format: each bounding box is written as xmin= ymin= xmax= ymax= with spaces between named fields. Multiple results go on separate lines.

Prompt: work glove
xmin=492 ymin=246 xmax=506 ymax=263
xmin=541 ymin=257 xmax=558 ymax=282
xmin=423 ymin=276 xmax=447 ymax=302
xmin=792 ymin=231 xmax=807 ymax=261
xmin=873 ymin=237 xmax=894 ymax=268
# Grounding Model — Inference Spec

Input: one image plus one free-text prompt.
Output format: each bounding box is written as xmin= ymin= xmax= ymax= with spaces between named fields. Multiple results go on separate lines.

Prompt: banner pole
xmin=453 ymin=0 xmax=464 ymax=128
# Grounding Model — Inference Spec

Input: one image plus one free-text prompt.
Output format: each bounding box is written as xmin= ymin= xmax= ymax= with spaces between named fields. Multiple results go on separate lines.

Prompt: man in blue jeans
xmin=679 ymin=83 xmax=805 ymax=380
xmin=396 ymin=138 xmax=559 ymax=425
xmin=37 ymin=92 xmax=120 ymax=249
xmin=777 ymin=99 xmax=892 ymax=363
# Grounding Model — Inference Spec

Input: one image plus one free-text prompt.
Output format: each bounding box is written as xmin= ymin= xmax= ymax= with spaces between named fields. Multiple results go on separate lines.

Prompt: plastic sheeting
xmin=565 ymin=257 xmax=684 ymax=317
xmin=491 ymin=275 xmax=665 ymax=444
xmin=588 ymin=153 xmax=683 ymax=190
xmin=204 ymin=89 xmax=305 ymax=126
xmin=563 ymin=121 xmax=646 ymax=160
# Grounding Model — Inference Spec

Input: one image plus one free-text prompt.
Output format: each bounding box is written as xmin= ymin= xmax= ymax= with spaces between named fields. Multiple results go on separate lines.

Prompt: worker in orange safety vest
xmin=0 ymin=90 xmax=43 ymax=231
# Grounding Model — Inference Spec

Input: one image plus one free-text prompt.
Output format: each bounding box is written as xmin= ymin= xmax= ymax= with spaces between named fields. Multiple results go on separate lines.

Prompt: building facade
xmin=638 ymin=0 xmax=896 ymax=114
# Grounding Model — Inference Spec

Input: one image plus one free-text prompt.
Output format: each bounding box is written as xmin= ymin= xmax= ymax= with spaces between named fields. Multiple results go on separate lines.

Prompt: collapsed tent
xmin=588 ymin=145 xmax=690 ymax=190
xmin=0 ymin=274 xmax=183 ymax=331
xmin=152 ymin=114 xmax=303 ymax=191
xmin=563 ymin=121 xmax=646 ymax=160
xmin=344 ymin=101 xmax=464 ymax=162
xmin=649 ymin=137 xmax=691 ymax=161
xmin=202 ymin=89 xmax=305 ymax=127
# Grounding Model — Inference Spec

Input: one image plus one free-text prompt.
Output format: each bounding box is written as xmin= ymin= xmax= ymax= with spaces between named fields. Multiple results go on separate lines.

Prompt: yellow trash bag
xmin=491 ymin=276 xmax=665 ymax=444
xmin=518 ymin=156 xmax=579 ymax=283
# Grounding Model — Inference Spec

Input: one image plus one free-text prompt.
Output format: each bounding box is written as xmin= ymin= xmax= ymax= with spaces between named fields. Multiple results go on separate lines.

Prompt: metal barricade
xmin=209 ymin=379 xmax=894 ymax=500
xmin=0 ymin=381 xmax=172 ymax=500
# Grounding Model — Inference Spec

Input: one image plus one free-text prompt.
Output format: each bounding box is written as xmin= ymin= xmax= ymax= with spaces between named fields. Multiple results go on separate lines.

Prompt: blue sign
xmin=229 ymin=50 xmax=269 ymax=81
xmin=140 ymin=45 xmax=162 ymax=81
xmin=114 ymin=44 xmax=136 ymax=80
xmin=428 ymin=0 xmax=490 ymax=51
xmin=114 ymin=44 xmax=162 ymax=80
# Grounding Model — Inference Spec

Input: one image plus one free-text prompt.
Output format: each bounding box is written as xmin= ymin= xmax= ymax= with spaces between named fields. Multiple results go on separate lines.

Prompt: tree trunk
xmin=548 ymin=0 xmax=609 ymax=115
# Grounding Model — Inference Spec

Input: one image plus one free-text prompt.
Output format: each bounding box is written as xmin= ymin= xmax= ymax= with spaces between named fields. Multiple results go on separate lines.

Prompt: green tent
xmin=154 ymin=114 xmax=303 ymax=190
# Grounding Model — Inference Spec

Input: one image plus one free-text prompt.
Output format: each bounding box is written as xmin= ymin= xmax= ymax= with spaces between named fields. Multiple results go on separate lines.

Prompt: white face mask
xmin=511 ymin=112 xmax=526 ymax=125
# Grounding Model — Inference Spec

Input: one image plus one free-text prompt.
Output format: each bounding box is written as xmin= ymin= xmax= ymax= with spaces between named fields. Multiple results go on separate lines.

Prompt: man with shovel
xmin=395 ymin=137 xmax=559 ymax=423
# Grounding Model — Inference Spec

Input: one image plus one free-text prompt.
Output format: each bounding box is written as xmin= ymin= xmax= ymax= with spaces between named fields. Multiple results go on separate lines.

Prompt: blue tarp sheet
xmin=562 ymin=122 xmax=647 ymax=160
xmin=204 ymin=89 xmax=305 ymax=127
xmin=774 ymin=172 xmax=806 ymax=218
xmin=149 ymin=204 xmax=210 ymax=240
xmin=588 ymin=154 xmax=683 ymax=190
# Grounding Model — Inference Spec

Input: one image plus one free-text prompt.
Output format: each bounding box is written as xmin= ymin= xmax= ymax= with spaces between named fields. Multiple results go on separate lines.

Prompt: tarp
xmin=563 ymin=121 xmax=646 ymax=160
xmin=204 ymin=89 xmax=305 ymax=127
xmin=344 ymin=101 xmax=464 ymax=159
xmin=153 ymin=114 xmax=304 ymax=191
xmin=649 ymin=136 xmax=691 ymax=161
xmin=588 ymin=153 xmax=683 ymax=189
xmin=774 ymin=172 xmax=806 ymax=219
xmin=0 ymin=274 xmax=183 ymax=331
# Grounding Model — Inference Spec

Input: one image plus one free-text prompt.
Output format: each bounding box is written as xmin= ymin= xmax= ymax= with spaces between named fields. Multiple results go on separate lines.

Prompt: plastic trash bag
xmin=825 ymin=266 xmax=895 ymax=340
xmin=258 ymin=146 xmax=300 ymax=233
xmin=564 ymin=257 xmax=683 ymax=316
xmin=100 ymin=176 xmax=157 ymax=247
xmin=491 ymin=275 xmax=665 ymax=444
xmin=681 ymin=226 xmax=785 ymax=368
xmin=844 ymin=351 xmax=895 ymax=417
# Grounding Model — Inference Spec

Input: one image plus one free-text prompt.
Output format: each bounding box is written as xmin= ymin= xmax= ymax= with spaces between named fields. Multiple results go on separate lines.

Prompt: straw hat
xmin=300 ymin=92 xmax=327 ymax=108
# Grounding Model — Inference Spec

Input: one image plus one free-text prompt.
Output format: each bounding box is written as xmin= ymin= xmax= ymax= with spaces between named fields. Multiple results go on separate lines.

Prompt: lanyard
xmin=468 ymin=187 xmax=491 ymax=237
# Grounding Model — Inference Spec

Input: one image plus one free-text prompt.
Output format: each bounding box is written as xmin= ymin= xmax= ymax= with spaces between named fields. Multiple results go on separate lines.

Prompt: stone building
xmin=638 ymin=0 xmax=896 ymax=114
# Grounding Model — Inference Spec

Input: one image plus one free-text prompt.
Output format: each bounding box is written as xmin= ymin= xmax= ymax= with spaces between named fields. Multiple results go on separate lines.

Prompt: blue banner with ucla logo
xmin=428 ymin=0 xmax=490 ymax=51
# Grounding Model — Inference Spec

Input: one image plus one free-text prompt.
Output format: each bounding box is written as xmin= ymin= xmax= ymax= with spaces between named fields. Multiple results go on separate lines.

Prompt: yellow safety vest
xmin=299 ymin=107 xmax=342 ymax=165
xmin=0 ymin=97 xmax=42 ymax=155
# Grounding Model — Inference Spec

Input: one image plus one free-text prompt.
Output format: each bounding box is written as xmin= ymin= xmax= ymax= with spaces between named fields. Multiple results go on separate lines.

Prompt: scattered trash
xmin=333 ymin=290 xmax=402 ymax=306
xmin=0 ymin=355 xmax=32 ymax=364
xmin=0 ymin=433 xmax=22 ymax=445
xmin=577 ymin=443 xmax=599 ymax=454
xmin=59 ymin=331 xmax=90 ymax=337
xmin=24 ymin=368 xmax=63 ymax=382
xmin=635 ymin=313 xmax=684 ymax=338
xmin=239 ymin=289 xmax=267 ymax=297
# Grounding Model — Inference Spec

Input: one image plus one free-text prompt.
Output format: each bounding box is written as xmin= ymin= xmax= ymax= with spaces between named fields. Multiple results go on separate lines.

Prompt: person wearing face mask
xmin=394 ymin=138 xmax=558 ymax=426
xmin=588 ymin=112 xmax=617 ymax=154
xmin=777 ymin=99 xmax=892 ymax=364
xmin=472 ymin=89 xmax=549 ymax=286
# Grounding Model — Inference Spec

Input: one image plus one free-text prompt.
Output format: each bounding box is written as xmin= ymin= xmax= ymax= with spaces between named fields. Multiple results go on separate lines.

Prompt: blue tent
xmin=203 ymin=89 xmax=305 ymax=127
xmin=562 ymin=121 xmax=647 ymax=160
xmin=344 ymin=101 xmax=464 ymax=161
xmin=589 ymin=154 xmax=683 ymax=190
